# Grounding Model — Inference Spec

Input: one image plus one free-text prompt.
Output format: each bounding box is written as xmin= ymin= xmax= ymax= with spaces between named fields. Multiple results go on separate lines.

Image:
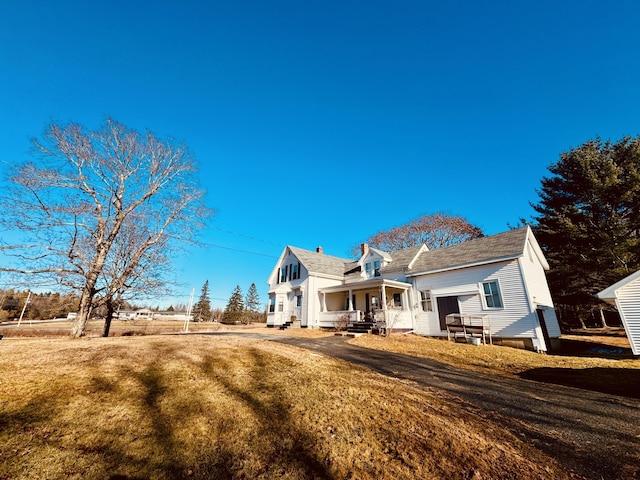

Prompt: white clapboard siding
xmin=414 ymin=260 xmax=539 ymax=338
xmin=614 ymin=279 xmax=640 ymax=355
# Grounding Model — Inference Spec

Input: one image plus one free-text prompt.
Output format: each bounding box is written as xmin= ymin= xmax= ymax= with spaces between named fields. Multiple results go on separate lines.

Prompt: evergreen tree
xmin=245 ymin=283 xmax=260 ymax=311
xmin=531 ymin=136 xmax=640 ymax=326
xmin=192 ymin=280 xmax=212 ymax=322
xmin=222 ymin=285 xmax=244 ymax=324
xmin=244 ymin=283 xmax=261 ymax=324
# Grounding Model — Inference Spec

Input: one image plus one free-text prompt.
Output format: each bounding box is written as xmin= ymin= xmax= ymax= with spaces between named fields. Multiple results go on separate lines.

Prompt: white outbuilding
xmin=597 ymin=270 xmax=640 ymax=356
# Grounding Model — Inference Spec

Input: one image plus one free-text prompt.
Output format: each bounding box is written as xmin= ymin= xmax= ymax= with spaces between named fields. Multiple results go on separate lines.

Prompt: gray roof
xmin=382 ymin=245 xmax=424 ymax=273
xmin=287 ymin=246 xmax=351 ymax=277
xmin=286 ymin=228 xmax=530 ymax=279
xmin=408 ymin=227 xmax=529 ymax=274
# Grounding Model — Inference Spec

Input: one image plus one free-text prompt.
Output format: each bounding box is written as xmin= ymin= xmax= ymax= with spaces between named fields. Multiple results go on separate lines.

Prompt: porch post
xmin=348 ymin=289 xmax=353 ymax=310
xmin=402 ymin=289 xmax=409 ymax=310
xmin=321 ymin=292 xmax=327 ymax=312
xmin=381 ymin=285 xmax=387 ymax=310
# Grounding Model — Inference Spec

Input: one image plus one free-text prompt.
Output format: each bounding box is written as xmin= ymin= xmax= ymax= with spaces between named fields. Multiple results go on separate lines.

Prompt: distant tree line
xmin=190 ymin=281 xmax=265 ymax=325
xmin=0 ymin=289 xmax=138 ymax=322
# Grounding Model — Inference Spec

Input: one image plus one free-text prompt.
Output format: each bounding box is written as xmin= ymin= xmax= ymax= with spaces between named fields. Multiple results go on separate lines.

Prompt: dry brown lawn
xmin=0 ymin=335 xmax=573 ymax=480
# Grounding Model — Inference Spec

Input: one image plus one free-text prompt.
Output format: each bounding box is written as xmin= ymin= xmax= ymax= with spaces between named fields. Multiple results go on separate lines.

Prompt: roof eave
xmin=406 ymin=254 xmax=522 ymax=277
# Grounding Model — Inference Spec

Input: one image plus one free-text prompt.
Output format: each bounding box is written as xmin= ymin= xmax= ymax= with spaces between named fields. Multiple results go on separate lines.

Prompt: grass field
xmin=1 ymin=321 xmax=637 ymax=478
xmin=1 ymin=333 xmax=576 ymax=480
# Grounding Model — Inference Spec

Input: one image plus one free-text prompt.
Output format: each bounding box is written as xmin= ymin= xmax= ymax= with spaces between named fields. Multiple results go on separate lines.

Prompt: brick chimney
xmin=360 ymin=243 xmax=368 ymax=256
xmin=316 ymin=246 xmax=323 ymax=254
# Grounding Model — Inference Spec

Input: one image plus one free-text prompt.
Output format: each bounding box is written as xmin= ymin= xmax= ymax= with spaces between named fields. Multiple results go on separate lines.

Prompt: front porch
xmin=317 ymin=278 xmax=414 ymax=331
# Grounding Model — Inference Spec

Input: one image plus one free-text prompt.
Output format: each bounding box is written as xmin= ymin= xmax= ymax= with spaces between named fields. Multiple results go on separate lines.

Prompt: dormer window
xmin=365 ymin=260 xmax=381 ymax=278
xmin=373 ymin=260 xmax=381 ymax=277
xmin=280 ymin=266 xmax=288 ymax=283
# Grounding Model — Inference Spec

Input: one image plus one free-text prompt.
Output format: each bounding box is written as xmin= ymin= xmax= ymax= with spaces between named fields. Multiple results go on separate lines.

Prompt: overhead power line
xmin=202 ymin=242 xmax=280 ymax=259
xmin=212 ymin=226 xmax=283 ymax=247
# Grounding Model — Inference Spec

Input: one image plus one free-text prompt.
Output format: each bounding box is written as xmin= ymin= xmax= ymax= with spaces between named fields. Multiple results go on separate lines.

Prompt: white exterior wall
xmin=518 ymin=239 xmax=562 ymax=338
xmin=267 ymin=251 xmax=307 ymax=327
xmin=412 ymin=260 xmax=540 ymax=340
xmin=613 ymin=278 xmax=640 ymax=355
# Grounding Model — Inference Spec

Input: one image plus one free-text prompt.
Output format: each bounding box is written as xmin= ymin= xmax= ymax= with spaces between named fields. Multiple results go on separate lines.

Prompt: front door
xmin=437 ymin=296 xmax=460 ymax=331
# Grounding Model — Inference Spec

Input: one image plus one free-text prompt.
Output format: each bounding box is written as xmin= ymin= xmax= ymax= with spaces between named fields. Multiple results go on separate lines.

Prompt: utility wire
xmin=201 ymin=242 xmax=280 ymax=258
xmin=212 ymin=226 xmax=283 ymax=247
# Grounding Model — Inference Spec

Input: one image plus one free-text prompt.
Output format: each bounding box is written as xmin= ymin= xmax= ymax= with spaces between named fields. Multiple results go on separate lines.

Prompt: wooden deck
xmin=446 ymin=314 xmax=492 ymax=345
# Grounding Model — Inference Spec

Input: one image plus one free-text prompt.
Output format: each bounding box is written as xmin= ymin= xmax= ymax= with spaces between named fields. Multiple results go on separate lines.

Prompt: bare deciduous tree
xmin=351 ymin=213 xmax=483 ymax=257
xmin=0 ymin=118 xmax=211 ymax=337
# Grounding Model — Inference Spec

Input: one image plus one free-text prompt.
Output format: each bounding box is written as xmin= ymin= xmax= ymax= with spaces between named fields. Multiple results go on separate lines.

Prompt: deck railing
xmin=445 ymin=314 xmax=492 ymax=344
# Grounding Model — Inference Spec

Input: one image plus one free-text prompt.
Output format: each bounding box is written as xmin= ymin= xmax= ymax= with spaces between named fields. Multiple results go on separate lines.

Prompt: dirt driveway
xmin=206 ymin=332 xmax=639 ymax=479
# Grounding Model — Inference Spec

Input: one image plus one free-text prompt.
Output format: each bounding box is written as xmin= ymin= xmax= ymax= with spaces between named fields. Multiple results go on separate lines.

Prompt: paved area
xmin=201 ymin=332 xmax=640 ymax=479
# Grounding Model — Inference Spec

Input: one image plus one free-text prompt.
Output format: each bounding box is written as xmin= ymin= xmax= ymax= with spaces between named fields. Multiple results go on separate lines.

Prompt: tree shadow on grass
xmin=197 ymin=349 xmax=334 ymax=479
xmin=519 ymin=367 xmax=640 ymax=399
xmin=83 ymin=343 xmax=334 ymax=479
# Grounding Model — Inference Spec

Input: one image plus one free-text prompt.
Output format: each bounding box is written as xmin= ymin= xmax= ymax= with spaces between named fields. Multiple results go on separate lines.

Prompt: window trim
xmin=420 ymin=290 xmax=433 ymax=312
xmin=268 ymin=295 xmax=276 ymax=313
xmin=481 ymin=279 xmax=503 ymax=309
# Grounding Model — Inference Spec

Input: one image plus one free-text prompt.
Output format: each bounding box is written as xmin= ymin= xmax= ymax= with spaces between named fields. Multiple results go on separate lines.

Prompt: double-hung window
xmin=482 ymin=280 xmax=503 ymax=308
xmin=420 ymin=290 xmax=433 ymax=311
xmin=373 ymin=260 xmax=381 ymax=277
xmin=268 ymin=295 xmax=276 ymax=313
xmin=365 ymin=262 xmax=372 ymax=277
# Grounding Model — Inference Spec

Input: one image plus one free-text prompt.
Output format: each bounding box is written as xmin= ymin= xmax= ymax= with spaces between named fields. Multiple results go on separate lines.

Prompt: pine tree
xmin=245 ymin=283 xmax=260 ymax=311
xmin=193 ymin=280 xmax=212 ymax=322
xmin=222 ymin=285 xmax=244 ymax=324
xmin=531 ymin=136 xmax=640 ymax=327
xmin=244 ymin=283 xmax=261 ymax=324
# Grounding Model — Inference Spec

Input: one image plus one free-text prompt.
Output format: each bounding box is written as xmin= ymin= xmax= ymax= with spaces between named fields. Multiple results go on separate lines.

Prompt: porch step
xmin=347 ymin=321 xmax=376 ymax=334
xmin=279 ymin=320 xmax=301 ymax=330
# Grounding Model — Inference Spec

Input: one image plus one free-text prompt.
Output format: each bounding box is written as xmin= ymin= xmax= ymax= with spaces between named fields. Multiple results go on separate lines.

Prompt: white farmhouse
xmin=267 ymin=227 xmax=561 ymax=352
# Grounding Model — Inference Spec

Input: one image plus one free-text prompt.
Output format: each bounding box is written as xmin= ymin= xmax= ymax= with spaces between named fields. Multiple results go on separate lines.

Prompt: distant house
xmin=597 ymin=271 xmax=640 ymax=355
xmin=267 ymin=227 xmax=561 ymax=352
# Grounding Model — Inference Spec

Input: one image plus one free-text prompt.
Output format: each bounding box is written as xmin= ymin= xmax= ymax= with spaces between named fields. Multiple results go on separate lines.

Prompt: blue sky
xmin=2 ymin=1 xmax=640 ymax=309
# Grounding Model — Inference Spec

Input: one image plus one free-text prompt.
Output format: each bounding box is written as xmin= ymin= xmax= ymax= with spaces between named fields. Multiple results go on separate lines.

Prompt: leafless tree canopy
xmin=351 ymin=213 xmax=483 ymax=257
xmin=0 ymin=119 xmax=211 ymax=337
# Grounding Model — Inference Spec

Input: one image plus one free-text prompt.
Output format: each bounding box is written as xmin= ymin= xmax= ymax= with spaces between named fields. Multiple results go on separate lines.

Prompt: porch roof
xmin=318 ymin=278 xmax=412 ymax=294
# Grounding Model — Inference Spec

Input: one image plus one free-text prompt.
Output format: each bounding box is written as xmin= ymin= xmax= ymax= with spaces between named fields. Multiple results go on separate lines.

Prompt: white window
xmin=268 ymin=295 xmax=276 ymax=313
xmin=373 ymin=260 xmax=381 ymax=277
xmin=420 ymin=290 xmax=433 ymax=311
xmin=482 ymin=280 xmax=503 ymax=308
xmin=365 ymin=262 xmax=372 ymax=277
xmin=278 ymin=300 xmax=284 ymax=312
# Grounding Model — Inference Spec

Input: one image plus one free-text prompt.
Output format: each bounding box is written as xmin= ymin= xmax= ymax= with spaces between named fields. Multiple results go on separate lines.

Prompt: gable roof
xmin=407 ymin=227 xmax=530 ymax=275
xmin=287 ymin=246 xmax=351 ymax=277
xmin=382 ymin=245 xmax=426 ymax=273
xmin=597 ymin=269 xmax=640 ymax=301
